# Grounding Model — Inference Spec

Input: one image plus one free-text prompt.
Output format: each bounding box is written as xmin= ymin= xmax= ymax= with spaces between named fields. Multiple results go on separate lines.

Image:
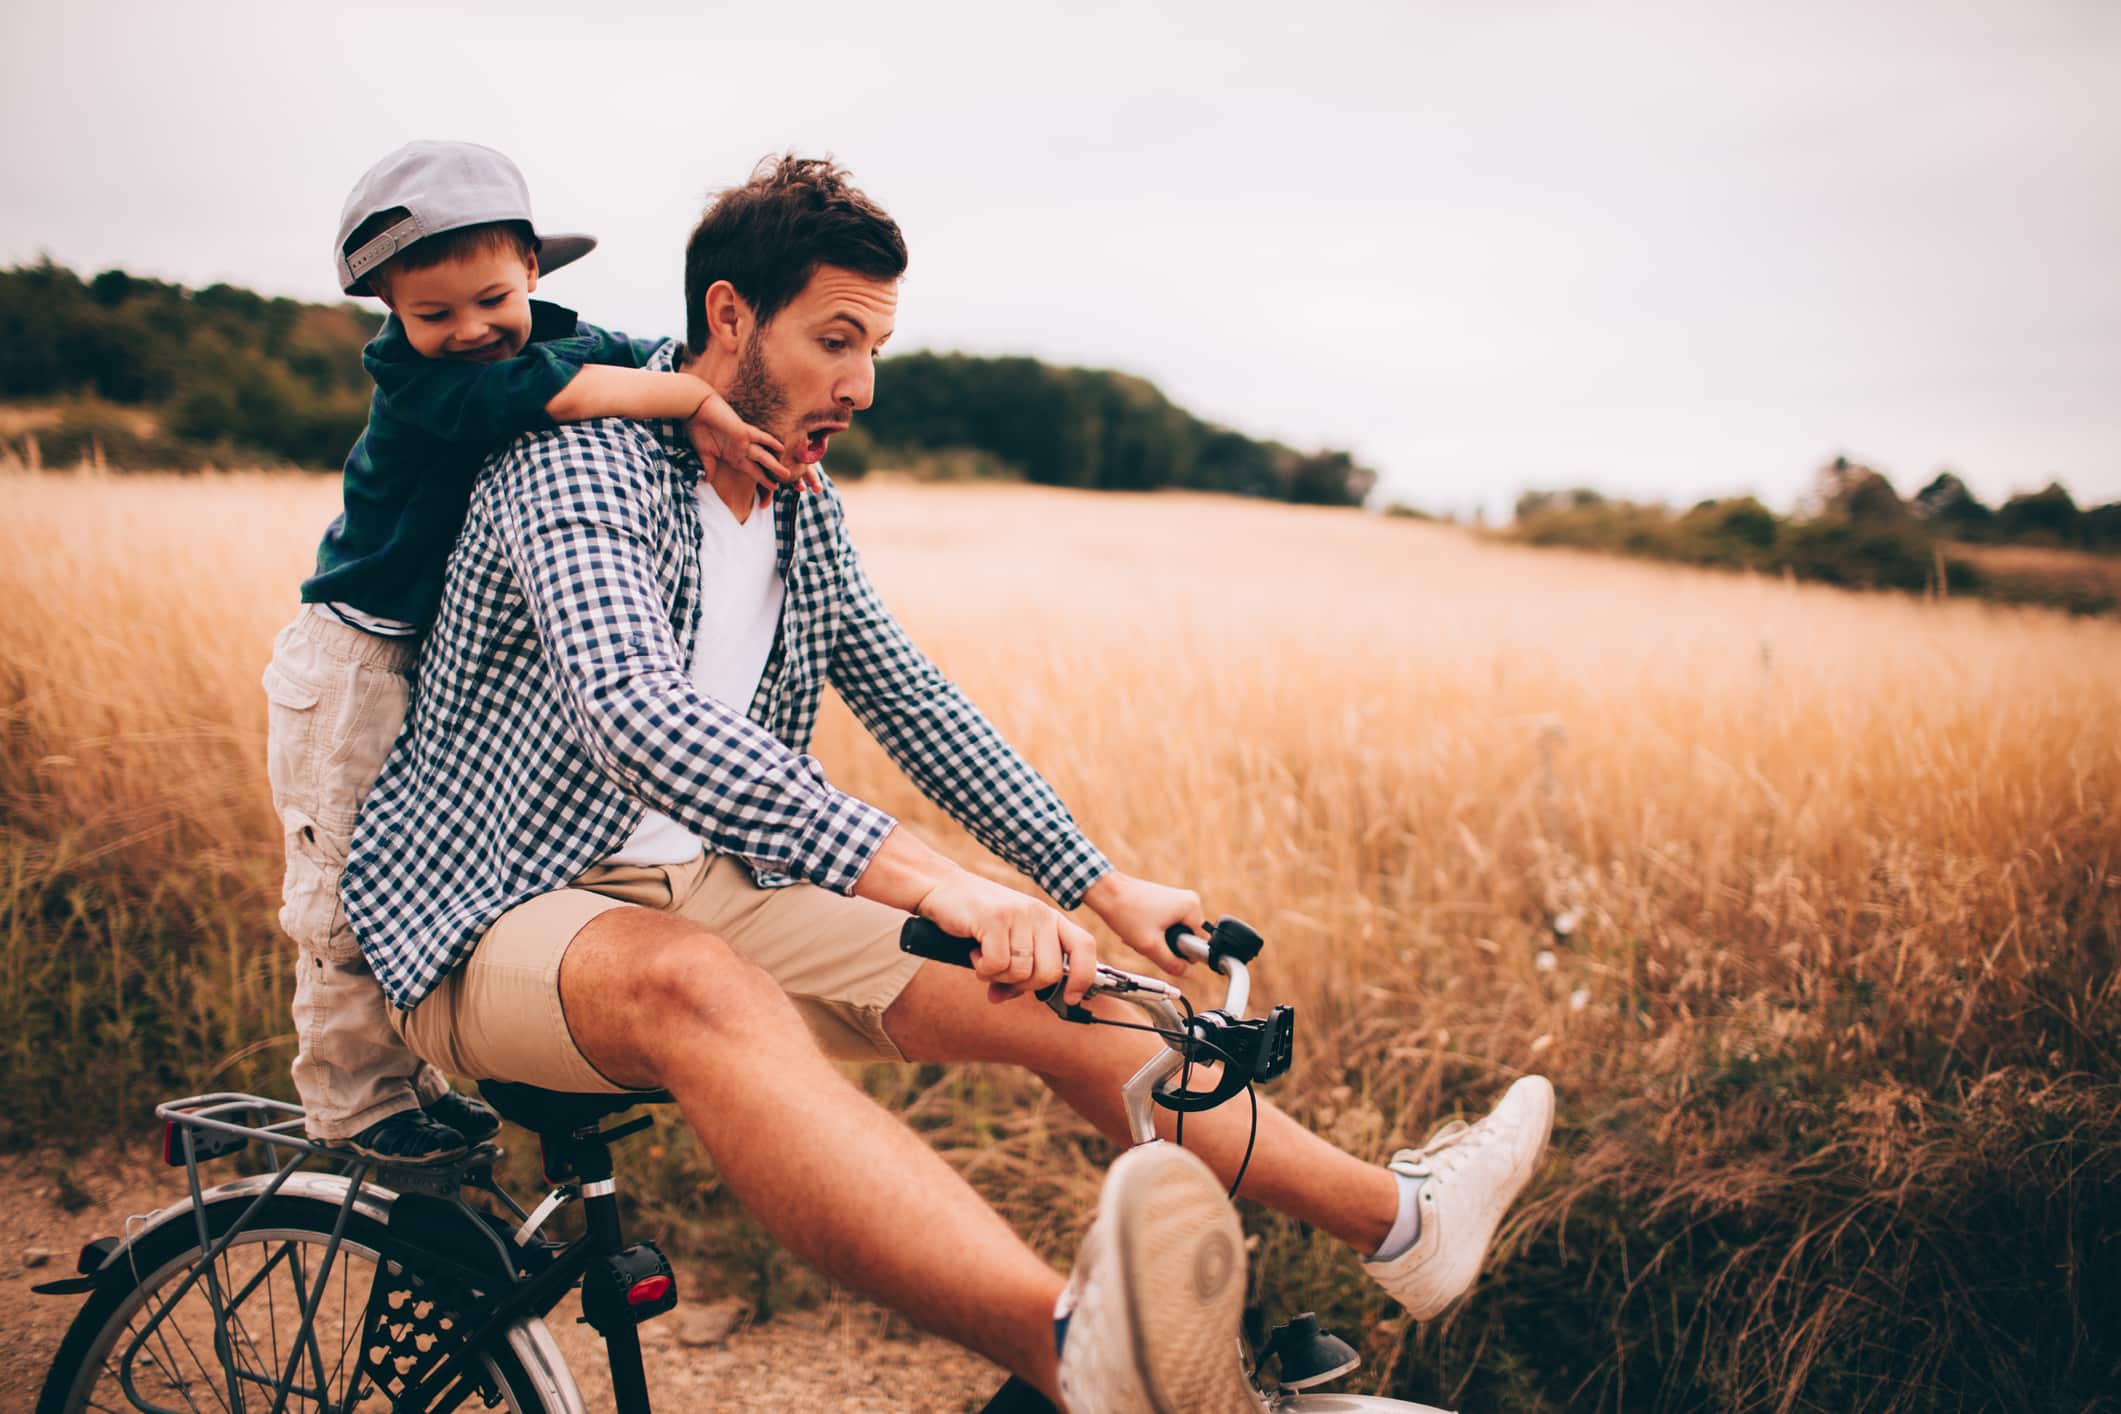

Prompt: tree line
xmin=1509 ymin=457 xmax=2121 ymax=614
xmin=0 ymin=260 xmax=379 ymax=468
xmin=835 ymin=351 xmax=1376 ymax=505
xmin=0 ymin=261 xmax=1377 ymax=507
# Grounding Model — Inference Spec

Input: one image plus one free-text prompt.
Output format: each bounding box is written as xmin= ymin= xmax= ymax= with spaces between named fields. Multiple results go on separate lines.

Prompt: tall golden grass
xmin=2 ymin=466 xmax=2116 ymax=1410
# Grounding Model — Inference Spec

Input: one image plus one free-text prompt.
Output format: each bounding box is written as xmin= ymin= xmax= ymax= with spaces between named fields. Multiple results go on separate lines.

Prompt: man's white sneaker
xmin=1363 ymin=1074 xmax=1555 ymax=1321
xmin=1056 ymin=1142 xmax=1266 ymax=1413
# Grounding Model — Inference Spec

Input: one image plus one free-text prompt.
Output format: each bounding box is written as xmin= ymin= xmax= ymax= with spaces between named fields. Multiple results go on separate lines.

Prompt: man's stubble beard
xmin=722 ymin=331 xmax=787 ymax=438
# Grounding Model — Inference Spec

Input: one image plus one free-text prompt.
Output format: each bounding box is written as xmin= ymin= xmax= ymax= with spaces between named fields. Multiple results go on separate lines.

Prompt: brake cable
xmin=1067 ymin=997 xmax=1262 ymax=1199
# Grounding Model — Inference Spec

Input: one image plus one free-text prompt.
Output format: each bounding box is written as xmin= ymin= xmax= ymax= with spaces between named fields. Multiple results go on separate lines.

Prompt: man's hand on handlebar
xmin=913 ymin=871 xmax=1101 ymax=1005
xmin=1081 ymin=871 xmax=1205 ymax=979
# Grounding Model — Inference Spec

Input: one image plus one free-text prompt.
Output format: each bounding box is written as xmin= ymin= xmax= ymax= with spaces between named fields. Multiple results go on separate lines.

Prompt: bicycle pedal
xmin=1261 ymin=1312 xmax=1360 ymax=1390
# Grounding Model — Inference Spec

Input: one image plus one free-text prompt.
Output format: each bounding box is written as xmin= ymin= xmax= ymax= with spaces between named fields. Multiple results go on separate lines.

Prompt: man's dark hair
xmin=343 ymin=208 xmax=537 ymax=298
xmin=684 ymin=155 xmax=908 ymax=354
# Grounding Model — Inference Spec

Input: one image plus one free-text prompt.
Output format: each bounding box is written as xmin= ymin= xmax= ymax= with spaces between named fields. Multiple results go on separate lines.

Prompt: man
xmin=342 ymin=156 xmax=1553 ymax=1411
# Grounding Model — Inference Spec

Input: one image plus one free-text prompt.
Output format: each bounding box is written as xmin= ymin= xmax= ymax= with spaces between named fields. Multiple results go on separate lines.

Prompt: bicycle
xmin=35 ymin=918 xmax=1454 ymax=1413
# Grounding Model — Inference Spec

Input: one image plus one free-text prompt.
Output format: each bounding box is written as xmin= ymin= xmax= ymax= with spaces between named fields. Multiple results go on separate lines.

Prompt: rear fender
xmin=73 ymin=1171 xmax=394 ymax=1290
xmin=74 ymin=1171 xmax=524 ymax=1290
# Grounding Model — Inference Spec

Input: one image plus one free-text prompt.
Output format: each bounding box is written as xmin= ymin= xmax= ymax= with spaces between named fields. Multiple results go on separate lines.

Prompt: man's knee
xmin=642 ymin=926 xmax=798 ymax=1041
xmin=563 ymin=908 xmax=801 ymax=1066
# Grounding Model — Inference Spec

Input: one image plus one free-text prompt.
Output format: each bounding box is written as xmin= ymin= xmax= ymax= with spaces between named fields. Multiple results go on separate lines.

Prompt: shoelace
xmin=1385 ymin=1117 xmax=1486 ymax=1182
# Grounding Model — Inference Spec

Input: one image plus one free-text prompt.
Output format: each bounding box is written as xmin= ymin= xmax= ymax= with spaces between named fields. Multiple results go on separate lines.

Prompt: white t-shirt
xmin=602 ymin=484 xmax=785 ymax=867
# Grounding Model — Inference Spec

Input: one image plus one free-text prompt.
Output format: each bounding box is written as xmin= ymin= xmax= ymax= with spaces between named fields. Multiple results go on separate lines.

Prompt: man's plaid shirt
xmin=341 ymin=341 xmax=1111 ymax=1011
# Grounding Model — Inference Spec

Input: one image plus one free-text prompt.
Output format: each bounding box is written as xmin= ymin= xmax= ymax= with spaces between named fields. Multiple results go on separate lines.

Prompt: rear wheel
xmin=37 ymin=1192 xmax=564 ymax=1413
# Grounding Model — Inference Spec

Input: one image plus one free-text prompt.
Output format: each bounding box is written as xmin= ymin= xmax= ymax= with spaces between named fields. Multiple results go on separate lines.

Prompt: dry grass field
xmin=2 ymin=467 xmax=2117 ymax=1411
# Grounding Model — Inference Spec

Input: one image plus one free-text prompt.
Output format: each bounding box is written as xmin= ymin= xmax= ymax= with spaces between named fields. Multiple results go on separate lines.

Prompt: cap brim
xmin=536 ymin=233 xmax=597 ymax=279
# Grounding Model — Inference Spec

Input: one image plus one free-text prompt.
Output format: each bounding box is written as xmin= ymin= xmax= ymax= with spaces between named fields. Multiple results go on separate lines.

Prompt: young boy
xmin=264 ymin=140 xmax=798 ymax=1164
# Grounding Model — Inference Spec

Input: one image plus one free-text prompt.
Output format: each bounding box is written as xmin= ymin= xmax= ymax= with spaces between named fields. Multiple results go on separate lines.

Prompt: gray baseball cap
xmin=335 ymin=140 xmax=596 ymax=297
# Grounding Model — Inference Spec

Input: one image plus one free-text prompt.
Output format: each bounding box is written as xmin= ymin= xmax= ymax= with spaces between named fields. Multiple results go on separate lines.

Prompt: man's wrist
xmin=851 ymin=824 xmax=963 ymax=915
xmin=1079 ymin=867 xmax=1124 ymax=916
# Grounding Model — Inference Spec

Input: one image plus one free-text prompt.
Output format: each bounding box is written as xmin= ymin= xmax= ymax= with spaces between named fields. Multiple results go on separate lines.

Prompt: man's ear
xmin=525 ymin=253 xmax=540 ymax=294
xmin=702 ymin=279 xmax=752 ymax=354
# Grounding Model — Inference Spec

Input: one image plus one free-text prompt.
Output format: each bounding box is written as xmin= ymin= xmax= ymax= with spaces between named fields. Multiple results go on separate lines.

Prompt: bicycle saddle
xmin=477 ymin=1079 xmax=674 ymax=1138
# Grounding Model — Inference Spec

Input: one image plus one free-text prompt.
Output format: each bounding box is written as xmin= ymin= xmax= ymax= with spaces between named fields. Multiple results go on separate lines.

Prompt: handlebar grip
xmin=900 ymin=918 xmax=1068 ymax=1004
xmin=900 ymin=918 xmax=980 ymax=968
xmin=1165 ymin=923 xmax=1218 ymax=970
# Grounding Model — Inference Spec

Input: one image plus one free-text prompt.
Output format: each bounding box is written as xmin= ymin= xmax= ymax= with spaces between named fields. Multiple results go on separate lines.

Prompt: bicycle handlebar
xmin=895 ymin=916 xmax=1255 ymax=1025
xmin=899 ymin=918 xmax=1231 ymax=975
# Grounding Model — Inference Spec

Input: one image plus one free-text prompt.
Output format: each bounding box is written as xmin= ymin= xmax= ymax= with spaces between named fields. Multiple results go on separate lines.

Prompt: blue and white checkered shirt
xmin=341 ymin=340 xmax=1112 ymax=1011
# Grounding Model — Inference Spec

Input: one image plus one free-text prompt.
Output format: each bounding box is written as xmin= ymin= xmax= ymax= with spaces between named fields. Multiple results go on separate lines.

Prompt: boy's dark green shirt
xmin=301 ymin=299 xmax=665 ymax=629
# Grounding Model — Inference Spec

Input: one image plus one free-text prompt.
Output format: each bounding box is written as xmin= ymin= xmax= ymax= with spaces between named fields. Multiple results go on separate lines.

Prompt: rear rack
xmin=158 ymin=1090 xmax=313 ymax=1160
xmin=157 ymin=1091 xmax=508 ymax=1202
xmin=118 ymin=1095 xmax=525 ymax=1413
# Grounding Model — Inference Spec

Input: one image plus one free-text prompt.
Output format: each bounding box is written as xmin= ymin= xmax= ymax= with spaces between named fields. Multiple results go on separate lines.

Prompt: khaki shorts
xmin=392 ymin=852 xmax=925 ymax=1093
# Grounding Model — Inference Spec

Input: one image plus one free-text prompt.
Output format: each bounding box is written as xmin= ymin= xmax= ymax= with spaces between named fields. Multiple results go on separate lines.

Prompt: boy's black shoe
xmin=325 ymin=1107 xmax=468 ymax=1166
xmin=425 ymin=1089 xmax=502 ymax=1146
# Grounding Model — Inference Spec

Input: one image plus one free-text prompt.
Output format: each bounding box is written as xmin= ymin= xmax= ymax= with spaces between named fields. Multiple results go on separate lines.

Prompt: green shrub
xmin=1779 ymin=518 xmax=1935 ymax=590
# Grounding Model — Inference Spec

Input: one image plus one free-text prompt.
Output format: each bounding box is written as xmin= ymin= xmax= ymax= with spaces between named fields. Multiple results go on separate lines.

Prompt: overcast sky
xmin=3 ymin=0 xmax=2115 ymax=515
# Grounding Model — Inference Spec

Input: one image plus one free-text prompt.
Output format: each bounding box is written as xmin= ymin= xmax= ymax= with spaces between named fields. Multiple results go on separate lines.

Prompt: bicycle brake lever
xmin=1046 ymin=990 xmax=1094 ymax=1023
xmin=1044 ymin=956 xmax=1094 ymax=1022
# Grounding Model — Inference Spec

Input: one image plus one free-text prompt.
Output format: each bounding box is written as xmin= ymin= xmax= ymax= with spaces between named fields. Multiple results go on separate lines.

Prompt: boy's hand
xmin=686 ymin=389 xmax=820 ymax=496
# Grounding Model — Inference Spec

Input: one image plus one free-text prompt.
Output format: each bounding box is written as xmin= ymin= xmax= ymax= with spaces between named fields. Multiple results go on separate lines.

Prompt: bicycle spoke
xmin=219 ymin=1247 xmax=281 ymax=1402
xmin=322 ymin=1251 xmax=364 ymax=1411
xmin=276 ymin=1239 xmax=305 ymax=1408
xmin=174 ymin=1312 xmax=239 ymax=1413
xmin=138 ymin=1300 xmax=234 ymax=1414
xmin=265 ymin=1241 xmax=281 ymax=1394
xmin=290 ymin=1236 xmax=360 ymax=1411
xmin=292 ymin=1233 xmax=342 ymax=1410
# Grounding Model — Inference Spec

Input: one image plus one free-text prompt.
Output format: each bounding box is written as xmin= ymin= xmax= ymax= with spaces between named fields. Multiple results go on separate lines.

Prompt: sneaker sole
xmin=1107 ymin=1143 xmax=1254 ymax=1413
xmin=318 ymin=1137 xmax=470 ymax=1167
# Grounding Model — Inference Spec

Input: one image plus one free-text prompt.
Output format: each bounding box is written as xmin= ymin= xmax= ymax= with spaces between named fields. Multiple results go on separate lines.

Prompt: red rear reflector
xmin=162 ymin=1122 xmax=180 ymax=1167
xmin=626 ymin=1275 xmax=673 ymax=1306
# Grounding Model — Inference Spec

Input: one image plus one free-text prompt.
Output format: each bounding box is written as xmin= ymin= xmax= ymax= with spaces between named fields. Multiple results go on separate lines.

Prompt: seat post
xmin=474 ymin=1081 xmax=668 ymax=1413
xmin=570 ymin=1136 xmax=654 ymax=1414
xmin=571 ymin=1135 xmax=624 ymax=1251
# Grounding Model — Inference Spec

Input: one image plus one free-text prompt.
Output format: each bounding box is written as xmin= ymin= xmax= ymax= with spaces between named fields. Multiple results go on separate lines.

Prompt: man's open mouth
xmin=796 ymin=423 xmax=848 ymax=465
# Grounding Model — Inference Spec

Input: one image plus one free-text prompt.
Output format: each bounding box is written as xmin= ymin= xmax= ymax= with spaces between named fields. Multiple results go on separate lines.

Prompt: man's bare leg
xmin=882 ymin=963 xmax=1402 ymax=1255
xmin=557 ymin=909 xmax=1065 ymax=1397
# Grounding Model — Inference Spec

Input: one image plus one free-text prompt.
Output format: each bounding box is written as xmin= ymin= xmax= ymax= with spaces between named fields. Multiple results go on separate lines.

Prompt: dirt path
xmin=2 ymin=1147 xmax=1005 ymax=1411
